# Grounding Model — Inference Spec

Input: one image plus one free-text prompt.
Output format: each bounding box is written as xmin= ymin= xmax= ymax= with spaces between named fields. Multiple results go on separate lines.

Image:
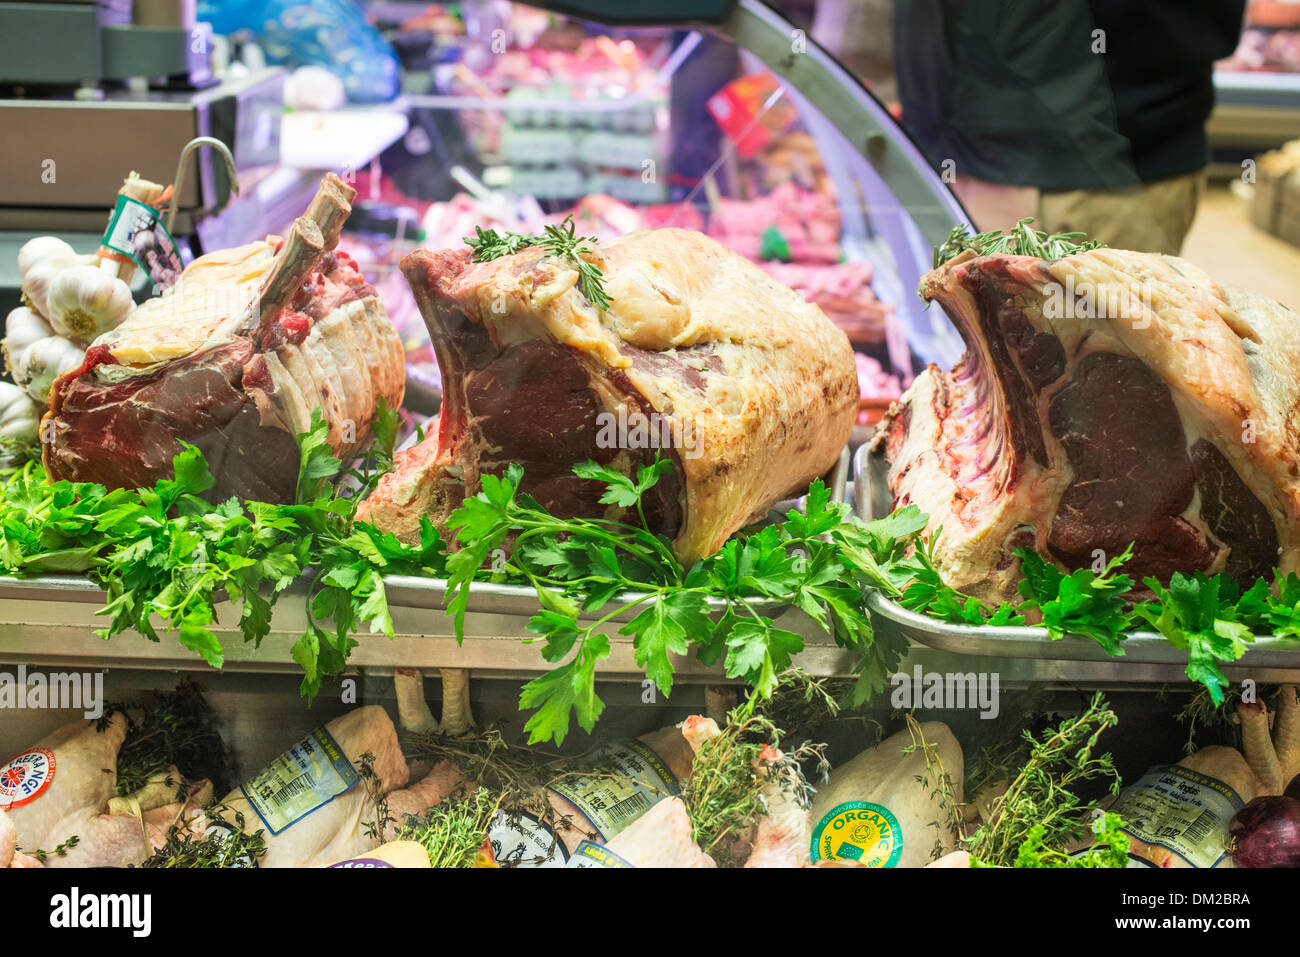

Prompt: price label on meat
xmin=240 ymin=727 xmax=360 ymax=835
xmin=488 ymin=810 xmax=568 ymax=867
xmin=548 ymin=739 xmax=679 ymax=843
xmin=0 ymin=747 xmax=55 ymax=810
xmin=810 ymin=801 xmax=903 ymax=866
xmin=102 ymin=194 xmax=184 ymax=289
xmin=566 ymin=841 xmax=634 ymax=868
xmin=1110 ymin=764 xmax=1244 ymax=868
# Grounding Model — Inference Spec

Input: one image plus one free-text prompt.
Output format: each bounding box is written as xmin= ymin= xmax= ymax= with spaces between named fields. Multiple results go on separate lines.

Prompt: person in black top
xmin=893 ymin=0 xmax=1246 ymax=253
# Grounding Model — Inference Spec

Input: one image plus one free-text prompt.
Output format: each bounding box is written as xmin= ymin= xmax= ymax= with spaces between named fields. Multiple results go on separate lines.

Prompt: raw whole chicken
xmin=212 ymin=705 xmax=411 ymax=868
xmin=47 ymin=777 xmax=214 ymax=868
xmin=3 ymin=714 xmax=127 ymax=858
xmin=591 ymin=796 xmax=715 ymax=868
xmin=810 ymin=722 xmax=964 ymax=867
xmin=1113 ymin=745 xmax=1256 ymax=869
xmin=392 ymin=669 xmax=719 ymax=866
xmin=0 ymin=808 xmax=41 ymax=867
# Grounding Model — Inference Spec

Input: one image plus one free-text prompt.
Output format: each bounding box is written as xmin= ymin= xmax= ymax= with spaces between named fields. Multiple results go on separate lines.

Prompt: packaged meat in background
xmin=1111 ymin=746 xmax=1257 ymax=868
xmin=390 ymin=670 xmax=719 ymax=867
xmin=707 ymin=183 xmax=842 ymax=265
xmin=759 ymin=261 xmax=894 ymax=344
xmin=855 ymin=353 xmax=904 ymax=426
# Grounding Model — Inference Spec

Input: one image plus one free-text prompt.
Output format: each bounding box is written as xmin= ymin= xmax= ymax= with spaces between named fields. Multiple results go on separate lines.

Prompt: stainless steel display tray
xmin=851 ymin=441 xmax=1300 ymax=682
xmin=0 ymin=450 xmax=860 ymax=680
xmin=0 ymin=572 xmax=857 ymax=679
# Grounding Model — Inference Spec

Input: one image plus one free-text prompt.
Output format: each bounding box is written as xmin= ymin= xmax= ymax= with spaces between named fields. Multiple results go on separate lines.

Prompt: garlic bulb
xmin=21 ymin=252 xmax=80 ymax=320
xmin=0 ymin=381 xmax=42 ymax=444
xmin=18 ymin=236 xmax=76 ymax=277
xmin=47 ymin=263 xmax=135 ymax=341
xmin=14 ymin=335 xmax=84 ymax=404
xmin=2 ymin=307 xmax=53 ymax=375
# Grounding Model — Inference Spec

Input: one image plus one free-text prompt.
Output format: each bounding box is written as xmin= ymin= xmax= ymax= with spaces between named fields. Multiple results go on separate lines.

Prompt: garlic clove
xmin=2 ymin=307 xmax=54 ymax=375
xmin=17 ymin=335 xmax=85 ymax=405
xmin=20 ymin=253 xmax=80 ymax=322
xmin=18 ymin=236 xmax=76 ymax=277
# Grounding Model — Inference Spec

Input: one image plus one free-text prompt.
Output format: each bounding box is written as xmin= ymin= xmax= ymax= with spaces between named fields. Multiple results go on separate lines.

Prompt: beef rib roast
xmin=358 ymin=228 xmax=858 ymax=563
xmin=42 ymin=174 xmax=405 ymax=503
xmin=875 ymin=246 xmax=1300 ymax=602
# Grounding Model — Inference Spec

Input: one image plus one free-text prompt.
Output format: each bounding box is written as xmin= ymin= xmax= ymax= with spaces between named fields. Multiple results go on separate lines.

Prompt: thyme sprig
xmin=965 ymin=692 xmax=1123 ymax=867
xmin=683 ymin=678 xmax=830 ymax=865
xmin=138 ymin=805 xmax=267 ymax=868
xmin=392 ymin=787 xmax=505 ymax=868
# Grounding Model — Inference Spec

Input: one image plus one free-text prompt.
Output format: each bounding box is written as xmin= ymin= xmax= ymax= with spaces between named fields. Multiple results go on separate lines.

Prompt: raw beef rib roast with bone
xmin=875 ymin=246 xmax=1300 ymax=602
xmin=359 ymin=228 xmax=858 ymax=562
xmin=42 ymin=174 xmax=405 ymax=503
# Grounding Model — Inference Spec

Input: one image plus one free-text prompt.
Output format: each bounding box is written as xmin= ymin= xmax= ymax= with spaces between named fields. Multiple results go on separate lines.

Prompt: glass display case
xmin=2 ymin=1 xmax=1296 ymax=878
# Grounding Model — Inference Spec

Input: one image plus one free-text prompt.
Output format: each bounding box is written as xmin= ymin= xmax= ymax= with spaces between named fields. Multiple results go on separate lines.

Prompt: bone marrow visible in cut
xmin=359 ymin=228 xmax=858 ymax=563
xmin=878 ymin=248 xmax=1300 ymax=601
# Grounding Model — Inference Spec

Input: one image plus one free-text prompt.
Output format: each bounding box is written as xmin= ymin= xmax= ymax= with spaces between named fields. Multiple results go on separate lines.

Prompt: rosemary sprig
xmin=933 ymin=218 xmax=1103 ymax=268
xmin=463 ymin=215 xmax=612 ymax=310
xmin=465 ymin=225 xmax=533 ymax=261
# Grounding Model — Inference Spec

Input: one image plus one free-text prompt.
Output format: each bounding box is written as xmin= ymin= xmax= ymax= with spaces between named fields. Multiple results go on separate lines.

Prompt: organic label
xmin=0 ymin=748 xmax=56 ymax=810
xmin=1111 ymin=764 xmax=1244 ymax=868
xmin=548 ymin=738 xmax=678 ymax=843
xmin=102 ymin=194 xmax=184 ymax=289
xmin=488 ymin=810 xmax=568 ymax=867
xmin=329 ymin=858 xmax=395 ymax=869
xmin=810 ymin=801 xmax=903 ymax=867
xmin=240 ymin=726 xmax=359 ymax=835
xmin=567 ymin=840 xmax=634 ymax=869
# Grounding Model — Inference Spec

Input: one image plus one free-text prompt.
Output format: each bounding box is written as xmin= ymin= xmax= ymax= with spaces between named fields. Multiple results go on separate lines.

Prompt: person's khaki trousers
xmin=950 ymin=170 xmax=1206 ymax=255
